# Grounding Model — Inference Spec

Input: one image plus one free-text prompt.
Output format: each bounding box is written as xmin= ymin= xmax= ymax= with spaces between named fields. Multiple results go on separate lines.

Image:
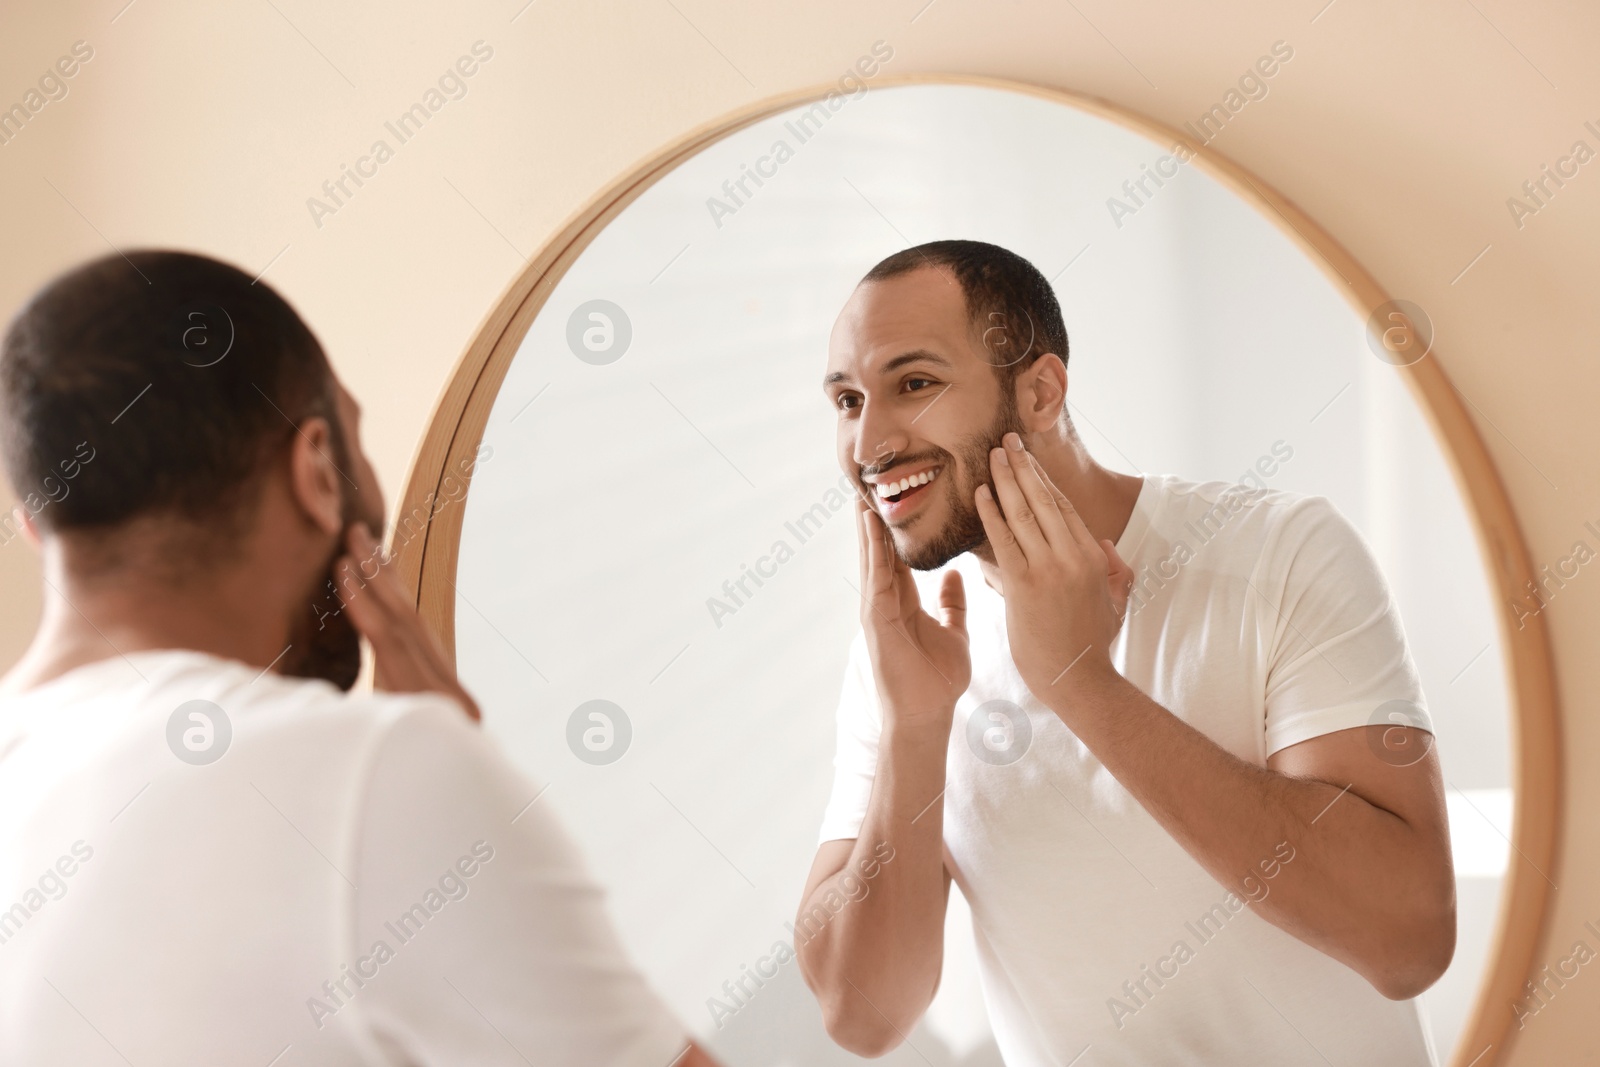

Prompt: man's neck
xmin=974 ymin=437 xmax=1143 ymax=596
xmin=0 ymin=545 xmax=296 ymax=696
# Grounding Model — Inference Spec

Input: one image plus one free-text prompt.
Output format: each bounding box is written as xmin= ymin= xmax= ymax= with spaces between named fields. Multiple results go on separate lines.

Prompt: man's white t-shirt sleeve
xmin=817 ymin=629 xmax=882 ymax=845
xmin=348 ymin=698 xmax=689 ymax=1067
xmin=1257 ymin=495 xmax=1434 ymax=756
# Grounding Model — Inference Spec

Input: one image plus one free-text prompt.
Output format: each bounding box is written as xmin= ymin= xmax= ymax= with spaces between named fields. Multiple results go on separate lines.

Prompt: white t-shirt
xmin=0 ymin=649 xmax=688 ymax=1067
xmin=820 ymin=474 xmax=1440 ymax=1067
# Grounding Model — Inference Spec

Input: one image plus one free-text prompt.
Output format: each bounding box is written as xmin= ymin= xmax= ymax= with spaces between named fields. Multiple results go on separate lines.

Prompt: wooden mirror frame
xmin=390 ymin=73 xmax=1560 ymax=1067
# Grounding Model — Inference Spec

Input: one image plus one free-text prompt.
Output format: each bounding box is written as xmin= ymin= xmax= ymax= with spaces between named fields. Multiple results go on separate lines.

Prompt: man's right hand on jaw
xmin=334 ymin=521 xmax=483 ymax=722
xmin=856 ymin=497 xmax=971 ymax=729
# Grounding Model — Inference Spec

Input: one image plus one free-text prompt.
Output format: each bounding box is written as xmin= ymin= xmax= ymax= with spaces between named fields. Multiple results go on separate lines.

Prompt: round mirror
xmin=409 ymin=80 xmax=1552 ymax=1066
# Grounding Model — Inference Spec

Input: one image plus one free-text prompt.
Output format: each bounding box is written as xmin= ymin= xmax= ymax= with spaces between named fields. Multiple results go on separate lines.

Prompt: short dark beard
xmin=279 ymin=546 xmax=364 ymax=690
xmin=885 ymin=398 xmax=1026 ymax=571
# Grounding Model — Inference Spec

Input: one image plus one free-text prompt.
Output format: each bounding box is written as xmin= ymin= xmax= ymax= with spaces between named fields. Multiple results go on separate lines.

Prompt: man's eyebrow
xmin=880 ymin=349 xmax=951 ymax=373
xmin=822 ymin=349 xmax=951 ymax=388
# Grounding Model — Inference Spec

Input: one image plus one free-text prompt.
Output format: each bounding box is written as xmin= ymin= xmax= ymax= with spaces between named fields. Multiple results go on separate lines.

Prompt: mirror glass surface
xmin=453 ymin=83 xmax=1513 ymax=1064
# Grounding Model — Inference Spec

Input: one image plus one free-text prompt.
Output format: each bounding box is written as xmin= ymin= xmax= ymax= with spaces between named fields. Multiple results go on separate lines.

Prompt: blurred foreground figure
xmin=0 ymin=251 xmax=719 ymax=1067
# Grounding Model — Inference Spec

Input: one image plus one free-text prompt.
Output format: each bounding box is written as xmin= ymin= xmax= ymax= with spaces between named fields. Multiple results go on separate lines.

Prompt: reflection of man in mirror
xmin=798 ymin=240 xmax=1453 ymax=1065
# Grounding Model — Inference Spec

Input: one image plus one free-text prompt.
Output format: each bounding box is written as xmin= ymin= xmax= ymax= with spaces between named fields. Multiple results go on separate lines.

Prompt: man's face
xmin=824 ymin=267 xmax=1025 ymax=570
xmin=281 ymin=378 xmax=385 ymax=689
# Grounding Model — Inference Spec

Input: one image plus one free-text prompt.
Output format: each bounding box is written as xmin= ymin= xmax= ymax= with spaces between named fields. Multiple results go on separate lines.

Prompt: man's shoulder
xmin=210 ymin=665 xmax=478 ymax=768
xmin=1150 ymin=474 xmax=1346 ymax=542
xmin=1150 ymin=474 xmax=1381 ymax=595
xmin=34 ymin=649 xmax=479 ymax=763
xmin=1132 ymin=475 xmax=1371 ymax=589
xmin=1151 ymin=472 xmax=1309 ymax=515
xmin=0 ymin=651 xmax=486 ymax=848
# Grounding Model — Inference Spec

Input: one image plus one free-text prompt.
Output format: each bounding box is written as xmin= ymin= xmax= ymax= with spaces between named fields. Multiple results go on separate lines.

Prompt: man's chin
xmin=894 ymin=525 xmax=987 ymax=572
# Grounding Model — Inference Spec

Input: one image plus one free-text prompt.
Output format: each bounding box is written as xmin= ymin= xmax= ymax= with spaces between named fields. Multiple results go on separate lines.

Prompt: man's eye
xmin=906 ymin=378 xmax=937 ymax=392
xmin=836 ymin=394 xmax=861 ymax=412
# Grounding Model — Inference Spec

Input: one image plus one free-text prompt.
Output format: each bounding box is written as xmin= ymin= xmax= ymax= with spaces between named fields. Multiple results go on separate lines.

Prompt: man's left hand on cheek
xmin=973 ymin=433 xmax=1135 ymax=710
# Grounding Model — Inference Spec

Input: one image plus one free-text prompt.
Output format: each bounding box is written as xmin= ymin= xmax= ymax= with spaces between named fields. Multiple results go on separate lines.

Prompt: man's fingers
xmin=334 ymin=547 xmax=390 ymax=629
xmin=335 ymin=555 xmax=400 ymax=661
xmin=862 ymin=504 xmax=890 ymax=591
xmin=855 ymin=496 xmax=932 ymax=627
xmin=1003 ymin=435 xmax=1071 ymax=549
xmin=333 ymin=524 xmax=482 ymax=722
xmin=1026 ymin=451 xmax=1097 ymax=555
xmin=974 ymin=483 xmax=1027 ymax=572
xmin=350 ymin=523 xmax=415 ymax=615
xmin=937 ymin=568 xmax=967 ymax=634
xmin=987 ymin=445 xmax=1049 ymax=563
xmin=860 ymin=503 xmax=904 ymax=621
xmin=886 ymin=519 xmax=925 ymax=621
xmin=342 ymin=556 xmax=481 ymax=720
xmin=337 ymin=528 xmax=427 ymax=676
xmin=337 ymin=552 xmax=428 ymax=675
xmin=855 ymin=497 xmax=872 ymax=597
xmin=1103 ymin=538 xmax=1135 ymax=622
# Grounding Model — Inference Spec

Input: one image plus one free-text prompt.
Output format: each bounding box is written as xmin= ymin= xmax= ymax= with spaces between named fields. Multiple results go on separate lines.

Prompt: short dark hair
xmin=862 ymin=239 xmax=1069 ymax=391
xmin=1 ymin=250 xmax=339 ymax=540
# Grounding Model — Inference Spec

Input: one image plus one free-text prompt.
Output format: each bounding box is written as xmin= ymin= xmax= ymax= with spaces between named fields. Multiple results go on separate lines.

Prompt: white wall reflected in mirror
xmin=453 ymin=84 xmax=1512 ymax=1064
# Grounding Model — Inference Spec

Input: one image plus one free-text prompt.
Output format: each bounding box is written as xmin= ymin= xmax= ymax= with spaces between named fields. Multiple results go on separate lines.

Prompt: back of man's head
xmin=1 ymin=250 xmax=341 ymax=565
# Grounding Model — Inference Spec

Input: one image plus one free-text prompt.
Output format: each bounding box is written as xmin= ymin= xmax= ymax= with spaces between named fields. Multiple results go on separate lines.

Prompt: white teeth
xmin=873 ymin=467 xmax=939 ymax=500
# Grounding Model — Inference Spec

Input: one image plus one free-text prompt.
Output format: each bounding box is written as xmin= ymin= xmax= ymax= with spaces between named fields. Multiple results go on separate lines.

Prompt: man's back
xmin=0 ymin=649 xmax=687 ymax=1066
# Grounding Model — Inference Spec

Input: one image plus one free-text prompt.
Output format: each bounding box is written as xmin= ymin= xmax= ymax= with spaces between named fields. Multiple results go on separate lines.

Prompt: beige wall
xmin=1 ymin=1 xmax=1595 ymax=1060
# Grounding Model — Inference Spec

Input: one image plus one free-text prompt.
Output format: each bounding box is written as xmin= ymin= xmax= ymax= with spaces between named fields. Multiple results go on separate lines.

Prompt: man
xmin=795 ymin=240 xmax=1454 ymax=1065
xmin=0 ymin=251 xmax=720 ymax=1066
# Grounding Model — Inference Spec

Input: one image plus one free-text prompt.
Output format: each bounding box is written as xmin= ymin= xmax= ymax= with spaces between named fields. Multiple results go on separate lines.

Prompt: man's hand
xmin=972 ymin=434 xmax=1455 ymax=997
xmin=334 ymin=522 xmax=482 ymax=721
xmin=972 ymin=433 xmax=1134 ymax=704
xmin=791 ymin=500 xmax=965 ymax=1057
xmin=855 ymin=497 xmax=971 ymax=726
xmin=677 ymin=1040 xmax=723 ymax=1067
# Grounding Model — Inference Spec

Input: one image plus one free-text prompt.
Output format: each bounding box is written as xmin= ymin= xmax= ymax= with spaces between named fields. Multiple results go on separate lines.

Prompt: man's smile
xmin=866 ymin=464 xmax=943 ymax=522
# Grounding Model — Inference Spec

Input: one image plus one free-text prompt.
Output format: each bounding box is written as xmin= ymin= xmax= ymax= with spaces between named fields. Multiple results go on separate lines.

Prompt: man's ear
xmin=288 ymin=416 xmax=344 ymax=536
xmin=17 ymin=507 xmax=41 ymax=549
xmin=1015 ymin=353 xmax=1069 ymax=432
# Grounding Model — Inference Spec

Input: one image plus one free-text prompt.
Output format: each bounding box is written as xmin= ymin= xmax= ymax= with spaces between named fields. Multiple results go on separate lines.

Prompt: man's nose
xmin=853 ymin=401 xmax=909 ymax=471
